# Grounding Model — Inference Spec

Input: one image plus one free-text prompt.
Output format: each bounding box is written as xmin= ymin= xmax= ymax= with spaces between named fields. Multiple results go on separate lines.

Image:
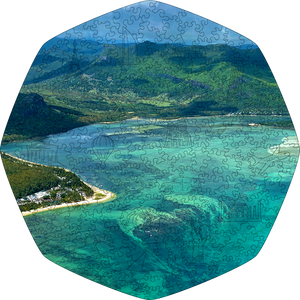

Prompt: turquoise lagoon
xmin=2 ymin=115 xmax=299 ymax=299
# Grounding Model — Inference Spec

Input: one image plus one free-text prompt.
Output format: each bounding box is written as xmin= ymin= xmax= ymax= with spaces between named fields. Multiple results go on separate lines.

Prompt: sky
xmin=56 ymin=1 xmax=255 ymax=47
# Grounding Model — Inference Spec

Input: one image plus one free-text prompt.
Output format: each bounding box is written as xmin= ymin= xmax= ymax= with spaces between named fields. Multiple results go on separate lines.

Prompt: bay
xmin=1 ymin=115 xmax=298 ymax=299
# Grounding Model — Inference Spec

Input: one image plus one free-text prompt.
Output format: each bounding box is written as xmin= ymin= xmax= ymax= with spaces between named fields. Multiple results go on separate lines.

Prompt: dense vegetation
xmin=2 ymin=93 xmax=85 ymax=143
xmin=2 ymin=40 xmax=291 ymax=142
xmin=0 ymin=151 xmax=94 ymax=211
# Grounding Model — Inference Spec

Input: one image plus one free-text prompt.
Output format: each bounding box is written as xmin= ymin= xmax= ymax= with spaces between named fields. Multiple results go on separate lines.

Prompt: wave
xmin=268 ymin=136 xmax=299 ymax=156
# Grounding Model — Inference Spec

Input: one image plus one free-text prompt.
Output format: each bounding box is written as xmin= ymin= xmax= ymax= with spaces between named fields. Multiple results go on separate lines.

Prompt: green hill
xmin=2 ymin=41 xmax=289 ymax=142
xmin=2 ymin=93 xmax=85 ymax=143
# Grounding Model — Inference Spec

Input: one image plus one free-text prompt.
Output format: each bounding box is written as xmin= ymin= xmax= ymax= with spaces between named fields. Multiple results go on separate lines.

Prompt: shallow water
xmin=2 ymin=115 xmax=299 ymax=299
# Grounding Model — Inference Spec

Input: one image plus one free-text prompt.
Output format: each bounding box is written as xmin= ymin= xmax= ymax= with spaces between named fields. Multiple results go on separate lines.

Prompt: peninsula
xmin=0 ymin=151 xmax=116 ymax=216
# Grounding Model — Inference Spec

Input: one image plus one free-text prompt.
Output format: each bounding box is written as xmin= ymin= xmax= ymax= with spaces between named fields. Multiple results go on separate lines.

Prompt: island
xmin=0 ymin=151 xmax=116 ymax=216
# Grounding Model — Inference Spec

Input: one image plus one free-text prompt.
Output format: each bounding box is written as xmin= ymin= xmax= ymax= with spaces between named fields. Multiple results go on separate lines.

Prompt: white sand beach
xmin=21 ymin=187 xmax=116 ymax=216
xmin=1 ymin=152 xmax=116 ymax=216
xmin=152 ymin=114 xmax=244 ymax=123
xmin=101 ymin=116 xmax=142 ymax=123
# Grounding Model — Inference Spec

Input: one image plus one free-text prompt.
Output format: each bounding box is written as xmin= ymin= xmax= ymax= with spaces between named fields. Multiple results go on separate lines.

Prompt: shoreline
xmin=1 ymin=114 xmax=293 ymax=144
xmin=101 ymin=116 xmax=142 ymax=124
xmin=21 ymin=188 xmax=116 ymax=217
xmin=1 ymin=152 xmax=116 ymax=216
xmin=150 ymin=114 xmax=291 ymax=122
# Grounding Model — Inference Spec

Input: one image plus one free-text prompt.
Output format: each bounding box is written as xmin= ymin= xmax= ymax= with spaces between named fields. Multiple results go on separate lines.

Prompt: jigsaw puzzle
xmin=1 ymin=1 xmax=299 ymax=299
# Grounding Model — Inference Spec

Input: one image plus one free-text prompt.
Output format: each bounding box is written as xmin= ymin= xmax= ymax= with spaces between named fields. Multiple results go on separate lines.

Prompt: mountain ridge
xmin=2 ymin=42 xmax=289 ymax=143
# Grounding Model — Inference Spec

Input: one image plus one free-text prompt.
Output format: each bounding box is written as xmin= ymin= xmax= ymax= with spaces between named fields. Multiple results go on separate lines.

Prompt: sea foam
xmin=269 ymin=136 xmax=299 ymax=156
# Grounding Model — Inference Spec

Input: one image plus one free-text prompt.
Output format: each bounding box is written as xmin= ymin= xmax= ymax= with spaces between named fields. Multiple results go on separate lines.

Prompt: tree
xmin=50 ymin=191 xmax=57 ymax=200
